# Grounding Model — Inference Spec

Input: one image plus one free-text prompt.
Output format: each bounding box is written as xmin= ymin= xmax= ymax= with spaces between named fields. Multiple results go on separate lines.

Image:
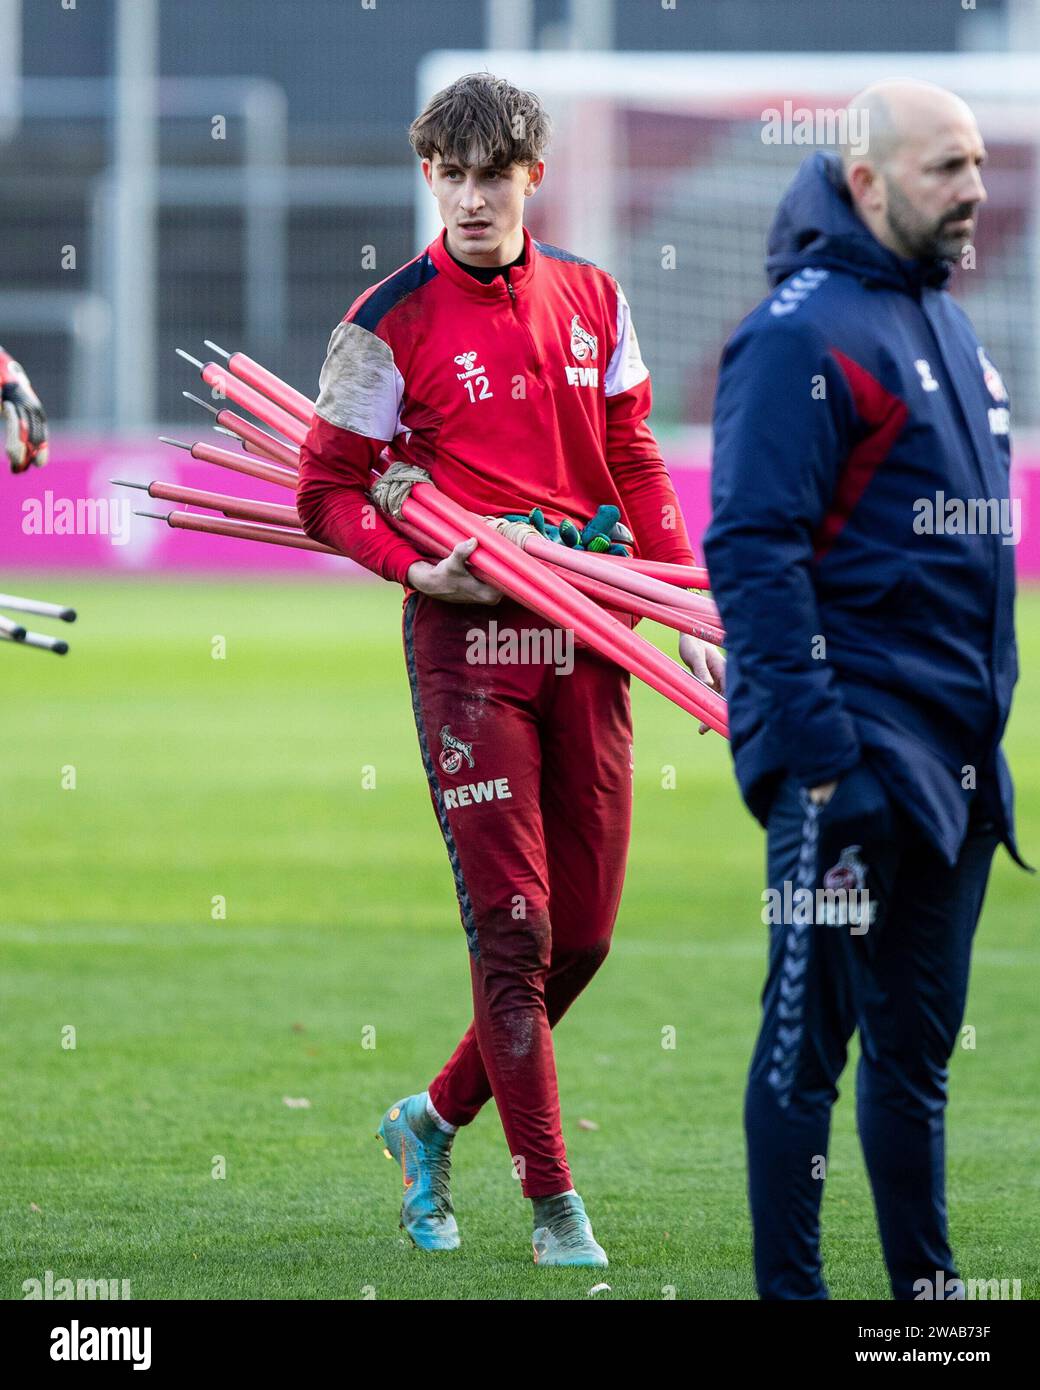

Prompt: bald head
xmin=840 ymin=80 xmax=987 ymax=262
xmin=842 ymin=81 xmax=979 ymax=171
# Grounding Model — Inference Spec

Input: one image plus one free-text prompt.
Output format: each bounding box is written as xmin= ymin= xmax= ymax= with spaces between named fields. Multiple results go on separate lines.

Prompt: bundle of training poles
xmin=114 ymin=342 xmax=728 ymax=737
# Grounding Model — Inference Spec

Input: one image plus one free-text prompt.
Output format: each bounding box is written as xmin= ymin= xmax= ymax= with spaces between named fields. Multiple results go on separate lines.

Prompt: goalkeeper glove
xmin=505 ymin=506 xmax=631 ymax=556
xmin=580 ymin=504 xmax=631 ymax=556
xmin=0 ymin=347 xmax=48 ymax=474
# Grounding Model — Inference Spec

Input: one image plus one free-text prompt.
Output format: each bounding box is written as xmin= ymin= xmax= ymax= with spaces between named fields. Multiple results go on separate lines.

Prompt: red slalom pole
xmin=404 ymin=493 xmax=727 ymax=733
xmin=521 ymin=532 xmax=721 ymax=623
xmin=385 ymin=504 xmax=723 ymax=640
xmin=139 ymin=480 xmax=301 ymax=528
xmin=177 ymin=350 xmax=308 ymax=446
xmin=173 ymin=348 xmax=725 ymax=726
xmin=539 ymin=554 xmax=725 ymax=643
xmin=186 ymin=349 xmax=711 ymax=595
xmin=365 ymin=462 xmax=719 ymax=623
xmin=206 ymin=340 xmax=317 ymax=426
xmin=243 ymin=437 xmax=295 ymax=467
xmin=200 ymin=363 xmax=308 ymax=445
xmin=413 ymin=486 xmax=727 ymax=729
xmin=139 ymin=509 xmax=340 ymax=556
xmin=607 ymin=554 xmax=711 ymax=588
xmin=161 ymin=437 xmax=299 ymax=491
xmin=189 ymin=440 xmax=298 ymax=490
xmin=388 ymin=508 xmax=449 ymax=560
xmin=195 ymin=355 xmax=714 ymax=601
xmin=215 ymin=408 xmax=302 ymax=469
xmin=405 ymin=488 xmax=728 ymax=734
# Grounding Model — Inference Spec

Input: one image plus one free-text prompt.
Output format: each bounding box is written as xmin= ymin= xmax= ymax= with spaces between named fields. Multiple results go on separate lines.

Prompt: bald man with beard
xmin=705 ymin=82 xmax=1027 ymax=1299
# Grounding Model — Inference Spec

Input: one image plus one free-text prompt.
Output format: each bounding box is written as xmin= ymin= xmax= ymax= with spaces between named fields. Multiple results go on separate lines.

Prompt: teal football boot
xmin=376 ymin=1093 xmax=459 ymax=1251
xmin=531 ymin=1191 xmax=608 ymax=1267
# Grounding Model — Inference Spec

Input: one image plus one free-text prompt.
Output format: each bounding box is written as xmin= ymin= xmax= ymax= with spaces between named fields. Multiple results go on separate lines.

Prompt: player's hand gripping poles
xmin=133 ymin=343 xmax=727 ymax=735
xmin=367 ymin=465 xmax=726 ymax=732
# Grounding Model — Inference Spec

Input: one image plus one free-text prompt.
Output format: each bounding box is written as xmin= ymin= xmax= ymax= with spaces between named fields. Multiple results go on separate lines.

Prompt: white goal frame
xmin=417 ymin=50 xmax=1040 ymax=422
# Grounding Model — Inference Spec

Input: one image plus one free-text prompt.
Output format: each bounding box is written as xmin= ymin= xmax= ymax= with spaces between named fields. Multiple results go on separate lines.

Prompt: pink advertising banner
xmin=2 ymin=435 xmax=1038 ymax=578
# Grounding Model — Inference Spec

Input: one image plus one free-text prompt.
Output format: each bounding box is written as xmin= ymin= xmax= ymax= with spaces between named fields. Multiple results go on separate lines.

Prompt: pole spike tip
xmin=175 ymin=347 xmax=206 ymax=371
xmin=159 ymin=436 xmax=193 ymax=450
xmin=134 ymin=510 xmax=171 ymax=522
xmin=203 ymin=339 xmax=232 ymax=360
xmin=182 ymin=391 xmax=219 ymax=416
xmin=109 ymin=478 xmax=149 ymax=490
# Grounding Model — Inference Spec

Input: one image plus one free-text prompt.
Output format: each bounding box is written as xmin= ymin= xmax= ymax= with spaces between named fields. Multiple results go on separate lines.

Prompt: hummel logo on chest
xmin=914 ymin=359 xmax=940 ymax=392
xmin=454 ymin=351 xmax=484 ymax=380
xmin=454 ymin=351 xmax=493 ymax=403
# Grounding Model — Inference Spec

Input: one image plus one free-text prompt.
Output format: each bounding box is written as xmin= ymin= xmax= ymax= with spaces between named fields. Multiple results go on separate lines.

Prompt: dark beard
xmin=884 ymin=176 xmax=973 ymax=262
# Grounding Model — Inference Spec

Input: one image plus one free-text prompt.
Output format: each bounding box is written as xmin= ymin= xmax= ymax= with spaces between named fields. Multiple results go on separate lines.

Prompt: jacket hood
xmin=765 ymin=151 xmax=951 ymax=295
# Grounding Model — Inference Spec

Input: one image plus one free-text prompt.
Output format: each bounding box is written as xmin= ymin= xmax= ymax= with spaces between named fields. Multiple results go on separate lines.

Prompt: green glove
xmin=506 ymin=506 xmax=630 ymax=554
xmin=503 ymin=509 xmax=553 ymax=542
xmin=558 ymin=517 xmax=582 ymax=547
xmin=580 ymin=505 xmax=627 ymax=555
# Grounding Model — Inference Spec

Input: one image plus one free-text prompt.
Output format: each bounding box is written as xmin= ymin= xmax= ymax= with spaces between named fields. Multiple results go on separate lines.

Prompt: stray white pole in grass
xmin=0 ymin=630 xmax=69 ymax=655
xmin=0 ymin=594 xmax=77 ymax=622
xmin=0 ymin=614 xmax=27 ymax=641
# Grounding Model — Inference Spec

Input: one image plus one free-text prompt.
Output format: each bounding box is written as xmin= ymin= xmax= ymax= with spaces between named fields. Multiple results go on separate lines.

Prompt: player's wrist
xmin=405 ymin=559 xmax=438 ymax=594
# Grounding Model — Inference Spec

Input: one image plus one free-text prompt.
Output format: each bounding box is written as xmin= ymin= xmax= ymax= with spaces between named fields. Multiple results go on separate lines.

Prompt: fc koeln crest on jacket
xmin=569 ymin=315 xmax=598 ymax=361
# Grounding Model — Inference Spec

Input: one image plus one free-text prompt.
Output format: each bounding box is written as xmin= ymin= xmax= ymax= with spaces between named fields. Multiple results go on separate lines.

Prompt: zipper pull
xmin=506 ymin=279 xmax=516 ymax=301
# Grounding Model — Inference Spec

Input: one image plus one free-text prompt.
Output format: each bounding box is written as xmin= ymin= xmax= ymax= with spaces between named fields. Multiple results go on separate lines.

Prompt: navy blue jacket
xmin=704 ymin=151 xmax=1022 ymax=868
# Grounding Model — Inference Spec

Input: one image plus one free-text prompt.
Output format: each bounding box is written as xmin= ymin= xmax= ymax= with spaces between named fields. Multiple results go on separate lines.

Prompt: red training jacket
xmin=296 ymin=224 xmax=696 ymax=585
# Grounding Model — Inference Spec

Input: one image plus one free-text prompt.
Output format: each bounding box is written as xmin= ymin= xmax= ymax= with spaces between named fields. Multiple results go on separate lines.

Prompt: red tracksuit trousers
xmin=402 ymin=592 xmax=633 ymax=1198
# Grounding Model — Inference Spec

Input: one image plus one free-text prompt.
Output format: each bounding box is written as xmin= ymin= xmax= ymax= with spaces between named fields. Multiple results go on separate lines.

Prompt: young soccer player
xmin=297 ymin=72 xmax=723 ymax=1266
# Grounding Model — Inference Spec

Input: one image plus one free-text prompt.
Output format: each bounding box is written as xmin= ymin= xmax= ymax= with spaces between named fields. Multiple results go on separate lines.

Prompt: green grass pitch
xmin=2 ymin=575 xmax=1037 ymax=1300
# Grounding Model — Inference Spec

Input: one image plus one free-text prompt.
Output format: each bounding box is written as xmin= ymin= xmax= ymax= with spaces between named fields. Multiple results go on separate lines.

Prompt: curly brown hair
xmin=408 ymin=72 xmax=551 ymax=170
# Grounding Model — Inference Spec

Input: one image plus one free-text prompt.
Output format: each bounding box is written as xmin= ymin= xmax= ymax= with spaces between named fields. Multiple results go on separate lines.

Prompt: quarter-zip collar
xmin=428 ymin=223 xmax=538 ymax=298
